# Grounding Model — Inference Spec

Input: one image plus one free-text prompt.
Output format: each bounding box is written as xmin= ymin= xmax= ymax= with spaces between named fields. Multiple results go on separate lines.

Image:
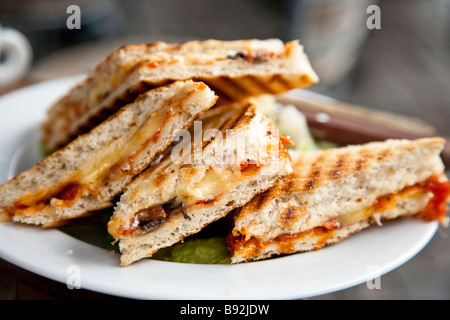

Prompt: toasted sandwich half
xmin=108 ymin=102 xmax=293 ymax=266
xmin=41 ymin=39 xmax=318 ymax=153
xmin=0 ymin=81 xmax=217 ymax=227
xmin=227 ymin=137 xmax=450 ymax=263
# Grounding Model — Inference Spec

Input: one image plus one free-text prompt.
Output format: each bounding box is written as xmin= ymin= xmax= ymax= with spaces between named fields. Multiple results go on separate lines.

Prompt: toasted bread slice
xmin=41 ymin=39 xmax=318 ymax=153
xmin=108 ymin=103 xmax=293 ymax=266
xmin=0 ymin=81 xmax=217 ymax=227
xmin=227 ymin=138 xmax=450 ymax=263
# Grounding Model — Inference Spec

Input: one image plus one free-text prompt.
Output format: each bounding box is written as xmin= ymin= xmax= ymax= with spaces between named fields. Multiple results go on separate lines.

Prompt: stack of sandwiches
xmin=0 ymin=39 xmax=448 ymax=267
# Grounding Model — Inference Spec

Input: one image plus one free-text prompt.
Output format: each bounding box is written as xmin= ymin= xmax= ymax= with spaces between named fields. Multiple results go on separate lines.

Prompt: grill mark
xmin=269 ymin=74 xmax=293 ymax=91
xmin=244 ymin=76 xmax=278 ymax=94
xmin=302 ymin=154 xmax=325 ymax=191
xmin=358 ymin=147 xmax=375 ymax=160
xmin=284 ymin=207 xmax=296 ymax=221
xmin=254 ymin=189 xmax=271 ymax=211
xmin=304 ymin=178 xmax=316 ymax=191
xmin=211 ymin=76 xmax=251 ymax=100
xmin=153 ymin=169 xmax=169 ymax=188
xmin=280 ymin=205 xmax=308 ymax=228
xmin=377 ymin=148 xmax=392 ymax=160
xmin=330 ymin=154 xmax=346 ymax=179
xmin=282 ymin=178 xmax=295 ymax=193
xmin=310 ymin=167 xmax=321 ymax=185
xmin=146 ymin=159 xmax=174 ymax=188
xmin=234 ymin=104 xmax=256 ymax=127
xmin=355 ymin=157 xmax=367 ymax=170
xmin=204 ymin=73 xmax=292 ymax=104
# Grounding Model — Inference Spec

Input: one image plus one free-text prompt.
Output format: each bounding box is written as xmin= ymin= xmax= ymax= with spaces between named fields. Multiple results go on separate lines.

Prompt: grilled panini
xmin=227 ymin=138 xmax=450 ymax=263
xmin=41 ymin=39 xmax=318 ymax=153
xmin=0 ymin=81 xmax=217 ymax=227
xmin=108 ymin=103 xmax=293 ymax=266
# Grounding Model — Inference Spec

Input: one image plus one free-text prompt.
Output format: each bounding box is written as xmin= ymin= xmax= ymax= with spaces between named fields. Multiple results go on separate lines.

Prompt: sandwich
xmin=41 ymin=39 xmax=319 ymax=153
xmin=0 ymin=80 xmax=217 ymax=227
xmin=107 ymin=102 xmax=293 ymax=266
xmin=226 ymin=137 xmax=450 ymax=263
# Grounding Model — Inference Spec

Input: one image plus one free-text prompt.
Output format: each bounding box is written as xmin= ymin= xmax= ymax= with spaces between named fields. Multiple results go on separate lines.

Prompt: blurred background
xmin=0 ymin=0 xmax=449 ymax=299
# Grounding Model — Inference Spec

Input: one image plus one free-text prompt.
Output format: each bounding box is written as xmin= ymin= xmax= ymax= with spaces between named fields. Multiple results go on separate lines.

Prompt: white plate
xmin=0 ymin=75 xmax=439 ymax=300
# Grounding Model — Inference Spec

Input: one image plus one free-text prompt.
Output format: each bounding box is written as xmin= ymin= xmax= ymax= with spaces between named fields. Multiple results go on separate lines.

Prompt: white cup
xmin=0 ymin=25 xmax=33 ymax=87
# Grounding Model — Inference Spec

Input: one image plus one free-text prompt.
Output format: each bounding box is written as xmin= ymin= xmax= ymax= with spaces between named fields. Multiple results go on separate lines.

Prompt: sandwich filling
xmin=227 ymin=173 xmax=450 ymax=260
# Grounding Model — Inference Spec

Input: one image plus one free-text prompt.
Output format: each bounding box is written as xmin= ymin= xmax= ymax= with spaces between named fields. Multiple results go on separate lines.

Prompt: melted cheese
xmin=337 ymin=206 xmax=373 ymax=228
xmin=12 ymin=105 xmax=170 ymax=214
xmin=179 ymin=167 xmax=240 ymax=206
xmin=337 ymin=184 xmax=424 ymax=228
xmin=79 ymin=109 xmax=166 ymax=188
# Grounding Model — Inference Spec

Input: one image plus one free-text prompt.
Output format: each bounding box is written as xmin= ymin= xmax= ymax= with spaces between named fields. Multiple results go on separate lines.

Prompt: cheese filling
xmin=79 ymin=108 xmax=168 ymax=189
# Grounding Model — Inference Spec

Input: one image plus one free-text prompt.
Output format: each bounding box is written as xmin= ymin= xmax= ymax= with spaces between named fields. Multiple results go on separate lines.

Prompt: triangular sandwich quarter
xmin=227 ymin=138 xmax=450 ymax=263
xmin=41 ymin=39 xmax=318 ymax=153
xmin=0 ymin=81 xmax=217 ymax=227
